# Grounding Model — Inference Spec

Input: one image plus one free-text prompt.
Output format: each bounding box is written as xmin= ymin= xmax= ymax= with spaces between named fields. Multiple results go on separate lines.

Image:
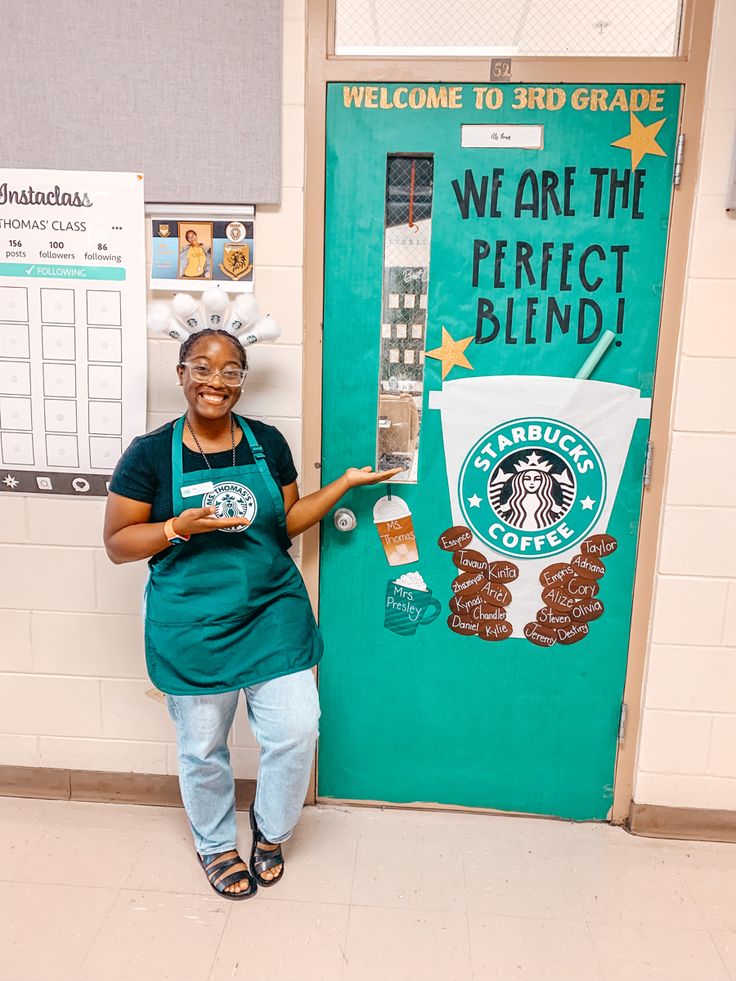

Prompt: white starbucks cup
xmin=429 ymin=376 xmax=650 ymax=634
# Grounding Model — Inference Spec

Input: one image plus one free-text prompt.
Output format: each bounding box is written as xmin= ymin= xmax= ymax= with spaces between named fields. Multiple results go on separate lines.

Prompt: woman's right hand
xmin=174 ymin=507 xmax=249 ymax=536
xmin=104 ymin=495 xmax=249 ymax=564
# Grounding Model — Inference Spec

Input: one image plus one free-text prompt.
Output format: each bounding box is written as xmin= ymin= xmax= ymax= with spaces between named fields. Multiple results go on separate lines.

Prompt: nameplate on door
xmin=461 ymin=124 xmax=544 ymax=150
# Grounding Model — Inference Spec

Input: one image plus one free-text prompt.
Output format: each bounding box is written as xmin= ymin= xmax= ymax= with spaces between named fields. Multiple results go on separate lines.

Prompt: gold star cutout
xmin=611 ymin=112 xmax=668 ymax=170
xmin=425 ymin=326 xmax=474 ymax=380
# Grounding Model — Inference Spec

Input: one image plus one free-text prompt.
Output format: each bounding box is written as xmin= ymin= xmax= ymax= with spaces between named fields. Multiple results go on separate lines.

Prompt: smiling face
xmin=522 ymin=471 xmax=543 ymax=493
xmin=177 ymin=334 xmax=245 ymax=422
xmin=185 ymin=230 xmax=198 ymax=245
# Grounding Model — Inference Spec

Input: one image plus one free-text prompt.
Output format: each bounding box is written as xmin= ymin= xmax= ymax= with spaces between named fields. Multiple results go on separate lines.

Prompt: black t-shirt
xmin=109 ymin=416 xmax=298 ymax=562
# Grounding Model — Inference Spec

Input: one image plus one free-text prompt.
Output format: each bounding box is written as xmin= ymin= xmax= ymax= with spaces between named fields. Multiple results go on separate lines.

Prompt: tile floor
xmin=2 ymin=795 xmax=736 ymax=981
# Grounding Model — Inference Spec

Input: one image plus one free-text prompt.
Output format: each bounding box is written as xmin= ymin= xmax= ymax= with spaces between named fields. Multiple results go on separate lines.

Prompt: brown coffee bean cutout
xmin=438 ymin=526 xmax=473 ymax=552
xmin=449 ymin=592 xmax=484 ymax=616
xmin=478 ymin=620 xmax=512 ymax=641
xmin=475 ymin=603 xmax=507 ymax=623
xmin=556 ymin=621 xmax=589 ymax=644
xmin=539 ymin=563 xmax=575 ymax=589
xmin=541 ymin=586 xmax=576 ymax=613
xmin=447 ymin=613 xmax=479 ymax=636
xmin=478 ymin=580 xmax=512 ymax=607
xmin=453 ymin=549 xmax=489 ymax=575
xmin=451 ymin=569 xmax=487 ymax=597
xmin=487 ymin=560 xmax=519 ymax=583
xmin=571 ymin=553 xmax=605 ymax=580
xmin=566 ymin=577 xmax=600 ymax=599
xmin=536 ymin=606 xmax=572 ymax=627
xmin=524 ymin=622 xmax=557 ymax=647
xmin=571 ymin=598 xmax=604 ymax=622
xmin=581 ymin=534 xmax=617 ymax=558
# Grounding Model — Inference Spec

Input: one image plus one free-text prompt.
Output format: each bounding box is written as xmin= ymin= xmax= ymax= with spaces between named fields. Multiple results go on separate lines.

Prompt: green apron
xmin=144 ymin=414 xmax=323 ymax=695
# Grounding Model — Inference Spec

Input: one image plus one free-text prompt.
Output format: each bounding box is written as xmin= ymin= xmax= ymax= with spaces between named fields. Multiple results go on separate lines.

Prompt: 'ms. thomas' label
xmin=458 ymin=416 xmax=606 ymax=560
xmin=202 ymin=481 xmax=257 ymax=533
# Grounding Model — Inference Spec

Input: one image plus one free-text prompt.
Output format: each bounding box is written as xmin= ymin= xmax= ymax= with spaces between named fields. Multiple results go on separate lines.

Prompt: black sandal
xmin=249 ymin=802 xmax=285 ymax=887
xmin=198 ymin=849 xmax=257 ymax=901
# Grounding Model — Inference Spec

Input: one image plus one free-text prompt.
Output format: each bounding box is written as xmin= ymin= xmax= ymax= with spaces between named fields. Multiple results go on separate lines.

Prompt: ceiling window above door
xmin=334 ymin=0 xmax=685 ymax=57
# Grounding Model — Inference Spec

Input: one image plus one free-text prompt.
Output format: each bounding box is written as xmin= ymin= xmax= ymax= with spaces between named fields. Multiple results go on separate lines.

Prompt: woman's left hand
xmin=344 ymin=465 xmax=404 ymax=487
xmin=284 ymin=465 xmax=405 ymax=538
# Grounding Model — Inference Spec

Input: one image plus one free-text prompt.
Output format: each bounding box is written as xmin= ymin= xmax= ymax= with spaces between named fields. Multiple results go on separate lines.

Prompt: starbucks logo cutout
xmin=458 ymin=417 xmax=606 ymax=559
xmin=202 ymin=481 xmax=257 ymax=533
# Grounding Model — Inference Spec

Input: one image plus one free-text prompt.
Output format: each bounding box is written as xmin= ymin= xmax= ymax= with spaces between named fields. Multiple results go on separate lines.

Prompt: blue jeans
xmin=167 ymin=669 xmax=320 ymax=856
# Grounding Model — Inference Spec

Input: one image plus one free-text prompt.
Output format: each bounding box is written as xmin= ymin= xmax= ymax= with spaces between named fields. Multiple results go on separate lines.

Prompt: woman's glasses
xmin=180 ymin=362 xmax=246 ymax=386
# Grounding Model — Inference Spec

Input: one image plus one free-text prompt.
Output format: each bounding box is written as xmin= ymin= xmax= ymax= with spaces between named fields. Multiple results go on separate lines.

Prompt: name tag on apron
xmin=181 ymin=480 xmax=215 ymax=498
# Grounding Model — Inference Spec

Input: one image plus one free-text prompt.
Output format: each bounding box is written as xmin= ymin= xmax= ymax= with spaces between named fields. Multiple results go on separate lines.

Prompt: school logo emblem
xmin=225 ymin=221 xmax=246 ymax=242
xmin=458 ymin=417 xmax=606 ymax=559
xmin=157 ymin=223 xmax=171 ymax=237
xmin=218 ymin=243 xmax=252 ymax=281
xmin=202 ymin=481 xmax=257 ymax=533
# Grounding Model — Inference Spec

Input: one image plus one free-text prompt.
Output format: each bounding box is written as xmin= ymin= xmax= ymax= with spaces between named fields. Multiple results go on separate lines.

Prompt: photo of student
xmin=178 ymin=224 xmax=213 ymax=279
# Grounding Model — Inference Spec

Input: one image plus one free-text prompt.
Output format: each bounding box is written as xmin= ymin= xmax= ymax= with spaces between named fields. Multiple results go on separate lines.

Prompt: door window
xmin=376 ymin=155 xmax=434 ymax=482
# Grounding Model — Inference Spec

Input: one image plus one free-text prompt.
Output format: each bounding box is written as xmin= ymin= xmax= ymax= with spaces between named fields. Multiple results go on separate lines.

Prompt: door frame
xmin=302 ymin=0 xmax=715 ymax=822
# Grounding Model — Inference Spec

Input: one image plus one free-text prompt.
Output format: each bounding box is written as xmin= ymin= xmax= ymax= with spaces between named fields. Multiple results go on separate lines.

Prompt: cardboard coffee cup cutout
xmin=383 ymin=571 xmax=441 ymax=636
xmin=374 ymin=495 xmax=419 ymax=567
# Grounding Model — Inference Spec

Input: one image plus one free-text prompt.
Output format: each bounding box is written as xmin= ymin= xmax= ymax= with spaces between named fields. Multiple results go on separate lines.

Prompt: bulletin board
xmin=149 ymin=206 xmax=256 ymax=292
xmin=0 ymin=169 xmax=147 ymax=497
xmin=0 ymin=0 xmax=282 ymax=204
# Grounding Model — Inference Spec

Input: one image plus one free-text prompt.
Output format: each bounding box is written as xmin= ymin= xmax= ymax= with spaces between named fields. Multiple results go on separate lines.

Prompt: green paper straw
xmin=575 ymin=329 xmax=616 ymax=379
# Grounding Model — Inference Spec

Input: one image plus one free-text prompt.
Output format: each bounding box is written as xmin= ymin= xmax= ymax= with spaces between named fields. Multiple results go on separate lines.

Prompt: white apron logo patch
xmin=202 ymin=481 xmax=257 ymax=533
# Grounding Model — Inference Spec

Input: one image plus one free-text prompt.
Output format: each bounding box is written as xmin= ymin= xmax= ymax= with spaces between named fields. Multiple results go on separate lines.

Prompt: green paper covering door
xmin=319 ymin=83 xmax=681 ymax=819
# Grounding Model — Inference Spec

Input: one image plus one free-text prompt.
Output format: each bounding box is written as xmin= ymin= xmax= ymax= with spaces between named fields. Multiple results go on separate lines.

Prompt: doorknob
xmin=334 ymin=508 xmax=357 ymax=532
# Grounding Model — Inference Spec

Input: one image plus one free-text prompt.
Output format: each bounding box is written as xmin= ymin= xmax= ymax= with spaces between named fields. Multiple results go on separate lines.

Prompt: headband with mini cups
xmin=146 ymin=290 xmax=280 ymax=348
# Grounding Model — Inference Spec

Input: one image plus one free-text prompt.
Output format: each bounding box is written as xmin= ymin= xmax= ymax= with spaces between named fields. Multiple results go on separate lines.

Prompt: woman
xmin=178 ymin=229 xmax=212 ymax=279
xmin=104 ymin=328 xmax=398 ymax=899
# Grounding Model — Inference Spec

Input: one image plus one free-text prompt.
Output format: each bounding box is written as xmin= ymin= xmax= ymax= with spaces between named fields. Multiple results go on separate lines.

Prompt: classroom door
xmin=318 ymin=83 xmax=681 ymax=820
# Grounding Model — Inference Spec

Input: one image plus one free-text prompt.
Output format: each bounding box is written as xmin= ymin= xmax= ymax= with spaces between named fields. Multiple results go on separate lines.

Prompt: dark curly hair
xmin=178 ymin=329 xmax=248 ymax=371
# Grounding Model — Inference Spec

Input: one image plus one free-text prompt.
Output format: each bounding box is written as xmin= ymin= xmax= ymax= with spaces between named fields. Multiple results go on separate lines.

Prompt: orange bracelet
xmin=164 ymin=517 xmax=190 ymax=543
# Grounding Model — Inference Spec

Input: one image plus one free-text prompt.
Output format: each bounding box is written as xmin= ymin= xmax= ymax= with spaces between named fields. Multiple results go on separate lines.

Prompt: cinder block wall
xmin=0 ymin=0 xmax=307 ymax=780
xmin=635 ymin=0 xmax=736 ymax=810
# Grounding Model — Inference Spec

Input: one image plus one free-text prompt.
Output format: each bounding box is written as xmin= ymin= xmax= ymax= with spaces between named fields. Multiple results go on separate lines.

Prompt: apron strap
xmin=171 ymin=416 xmax=186 ymax=515
xmin=236 ymin=416 xmax=292 ymax=551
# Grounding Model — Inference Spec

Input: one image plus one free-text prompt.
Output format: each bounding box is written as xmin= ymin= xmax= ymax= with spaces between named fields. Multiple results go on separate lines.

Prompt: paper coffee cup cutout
xmin=383 ymin=571 xmax=441 ymax=636
xmin=373 ymin=495 xmax=419 ymax=567
xmin=430 ymin=374 xmax=644 ymax=640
